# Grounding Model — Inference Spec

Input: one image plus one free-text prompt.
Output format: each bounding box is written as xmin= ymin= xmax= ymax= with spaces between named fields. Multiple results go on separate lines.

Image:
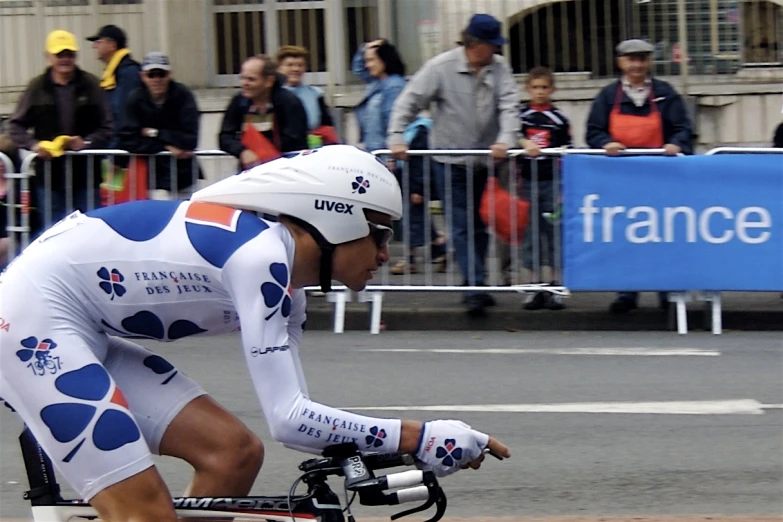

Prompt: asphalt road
xmin=1 ymin=331 xmax=781 ymax=520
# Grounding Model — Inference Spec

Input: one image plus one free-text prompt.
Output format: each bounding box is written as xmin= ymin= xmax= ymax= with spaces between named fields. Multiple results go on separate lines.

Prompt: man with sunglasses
xmin=8 ymin=29 xmax=113 ymax=229
xmin=0 ymin=145 xmax=510 ymax=522
xmin=118 ymin=52 xmax=203 ymax=199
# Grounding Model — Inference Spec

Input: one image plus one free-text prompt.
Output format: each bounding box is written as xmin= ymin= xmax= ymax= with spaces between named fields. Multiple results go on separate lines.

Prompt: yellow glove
xmin=36 ymin=135 xmax=71 ymax=158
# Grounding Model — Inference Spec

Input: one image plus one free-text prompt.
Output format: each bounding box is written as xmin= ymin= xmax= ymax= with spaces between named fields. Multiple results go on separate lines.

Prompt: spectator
xmin=276 ymin=45 xmax=339 ymax=147
xmin=9 ymin=29 xmax=113 ymax=228
xmin=219 ymin=55 xmax=308 ymax=171
xmin=773 ymin=95 xmax=783 ymax=148
xmin=507 ymin=66 xmax=571 ymax=310
xmin=87 ymin=24 xmax=141 ymax=146
xmin=352 ymin=39 xmax=407 ymax=153
xmin=0 ymin=134 xmax=23 ymax=268
xmin=586 ymin=38 xmax=694 ymax=314
xmin=388 ymin=14 xmax=520 ymax=317
xmin=118 ymin=52 xmax=202 ymax=199
xmin=389 ymin=117 xmax=448 ymax=275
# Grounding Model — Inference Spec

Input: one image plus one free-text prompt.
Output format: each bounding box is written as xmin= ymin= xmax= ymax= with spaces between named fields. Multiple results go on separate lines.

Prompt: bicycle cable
xmin=286 ymin=467 xmax=340 ymax=522
xmin=342 ymin=483 xmax=358 ymax=522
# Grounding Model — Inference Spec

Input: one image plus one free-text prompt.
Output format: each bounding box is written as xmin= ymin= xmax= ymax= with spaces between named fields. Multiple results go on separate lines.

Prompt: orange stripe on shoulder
xmin=185 ymin=202 xmax=239 ymax=228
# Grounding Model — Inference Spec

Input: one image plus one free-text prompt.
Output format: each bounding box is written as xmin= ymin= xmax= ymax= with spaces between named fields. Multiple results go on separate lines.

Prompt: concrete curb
xmin=304 ymin=307 xmax=783 ymax=332
xmin=302 ymin=291 xmax=783 ymax=332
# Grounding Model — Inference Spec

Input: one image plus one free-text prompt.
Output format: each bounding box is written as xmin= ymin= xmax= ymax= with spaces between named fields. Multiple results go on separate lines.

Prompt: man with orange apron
xmin=586 ymin=38 xmax=694 ymax=314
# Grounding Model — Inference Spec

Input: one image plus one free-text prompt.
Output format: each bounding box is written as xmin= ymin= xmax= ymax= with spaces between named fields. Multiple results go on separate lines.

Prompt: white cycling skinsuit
xmin=0 ymin=199 xmax=403 ymax=500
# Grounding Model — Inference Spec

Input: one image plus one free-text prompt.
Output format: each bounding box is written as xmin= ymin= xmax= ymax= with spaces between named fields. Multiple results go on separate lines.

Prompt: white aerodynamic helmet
xmin=191 ymin=145 xmax=403 ymax=245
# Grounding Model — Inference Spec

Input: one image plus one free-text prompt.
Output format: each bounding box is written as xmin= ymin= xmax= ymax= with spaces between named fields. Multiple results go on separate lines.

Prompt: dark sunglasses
xmin=368 ymin=221 xmax=393 ymax=249
xmin=56 ymin=51 xmax=76 ymax=59
xmin=146 ymin=70 xmax=169 ymax=79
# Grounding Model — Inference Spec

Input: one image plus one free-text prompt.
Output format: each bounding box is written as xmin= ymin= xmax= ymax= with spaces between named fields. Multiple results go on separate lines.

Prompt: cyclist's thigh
xmin=104 ymin=336 xmax=206 ymax=454
xmin=0 ymin=289 xmax=154 ymax=501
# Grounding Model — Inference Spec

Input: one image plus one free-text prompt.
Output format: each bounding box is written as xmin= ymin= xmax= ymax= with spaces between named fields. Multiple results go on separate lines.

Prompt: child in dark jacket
xmin=390 ymin=117 xmax=448 ymax=275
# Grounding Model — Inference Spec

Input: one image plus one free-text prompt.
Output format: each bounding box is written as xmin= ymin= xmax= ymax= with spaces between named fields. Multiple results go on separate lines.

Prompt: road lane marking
xmin=348 ymin=399 xmax=776 ymax=415
xmin=360 ymin=347 xmax=720 ymax=356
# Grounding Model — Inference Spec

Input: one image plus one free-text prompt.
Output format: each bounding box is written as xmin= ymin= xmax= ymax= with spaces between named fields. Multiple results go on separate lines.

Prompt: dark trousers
xmin=36 ymin=187 xmax=102 ymax=231
xmin=432 ymin=161 xmax=488 ymax=292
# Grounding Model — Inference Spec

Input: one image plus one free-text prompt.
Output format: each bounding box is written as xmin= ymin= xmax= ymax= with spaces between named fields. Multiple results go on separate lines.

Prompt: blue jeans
xmin=433 ymin=162 xmax=488 ymax=292
xmin=36 ymin=187 xmax=102 ymax=231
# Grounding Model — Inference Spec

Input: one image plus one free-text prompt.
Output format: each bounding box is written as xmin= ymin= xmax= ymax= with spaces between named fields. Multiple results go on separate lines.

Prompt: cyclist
xmin=0 ymin=145 xmax=510 ymax=522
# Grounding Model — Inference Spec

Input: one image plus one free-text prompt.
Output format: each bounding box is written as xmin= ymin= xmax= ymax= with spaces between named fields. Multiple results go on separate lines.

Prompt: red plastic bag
xmin=310 ymin=125 xmax=340 ymax=145
xmin=101 ymin=156 xmax=148 ymax=206
xmin=479 ymin=176 xmax=530 ymax=245
xmin=242 ymin=123 xmax=281 ymax=164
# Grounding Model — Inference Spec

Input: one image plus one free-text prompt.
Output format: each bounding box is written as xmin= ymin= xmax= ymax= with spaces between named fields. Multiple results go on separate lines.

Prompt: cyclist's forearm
xmin=398 ymin=419 xmax=424 ymax=453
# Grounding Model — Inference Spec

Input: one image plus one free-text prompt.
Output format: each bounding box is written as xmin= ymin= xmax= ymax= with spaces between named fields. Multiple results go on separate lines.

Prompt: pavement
xmin=303 ymin=246 xmax=783 ymax=332
xmin=2 ymin=331 xmax=781 ymax=520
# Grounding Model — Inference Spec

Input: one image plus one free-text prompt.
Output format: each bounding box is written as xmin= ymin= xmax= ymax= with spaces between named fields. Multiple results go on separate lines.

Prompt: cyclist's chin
xmin=342 ymin=278 xmax=368 ymax=292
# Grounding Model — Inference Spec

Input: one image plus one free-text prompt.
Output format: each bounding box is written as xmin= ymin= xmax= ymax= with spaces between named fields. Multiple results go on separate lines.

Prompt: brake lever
xmin=390 ymin=471 xmax=446 ymax=522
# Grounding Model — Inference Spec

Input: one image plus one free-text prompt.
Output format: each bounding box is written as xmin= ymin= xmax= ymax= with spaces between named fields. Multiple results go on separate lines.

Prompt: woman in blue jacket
xmin=352 ymin=40 xmax=407 ymax=152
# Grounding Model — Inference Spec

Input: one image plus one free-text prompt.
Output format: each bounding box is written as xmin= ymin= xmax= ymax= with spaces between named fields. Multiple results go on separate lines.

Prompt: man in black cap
xmin=87 ymin=24 xmax=141 ymax=146
xmin=586 ymin=38 xmax=693 ymax=315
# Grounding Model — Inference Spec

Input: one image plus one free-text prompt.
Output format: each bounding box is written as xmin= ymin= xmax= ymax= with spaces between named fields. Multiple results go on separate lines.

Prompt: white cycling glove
xmin=414 ymin=419 xmax=489 ymax=477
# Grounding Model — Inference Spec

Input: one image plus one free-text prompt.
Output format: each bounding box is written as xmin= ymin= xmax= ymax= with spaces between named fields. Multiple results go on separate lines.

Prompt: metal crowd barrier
xmin=671 ymin=145 xmax=783 ymax=335
xmin=3 ymin=147 xmax=780 ymax=336
xmin=360 ymin=147 xmax=703 ymax=334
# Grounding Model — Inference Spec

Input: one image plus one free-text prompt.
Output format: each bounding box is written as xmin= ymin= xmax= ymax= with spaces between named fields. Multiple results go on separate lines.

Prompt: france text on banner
xmin=562 ymin=154 xmax=783 ymax=291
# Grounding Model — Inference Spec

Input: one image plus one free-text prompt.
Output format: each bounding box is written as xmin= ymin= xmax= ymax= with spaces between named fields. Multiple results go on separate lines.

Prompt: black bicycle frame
xmin=20 ymin=426 xmax=347 ymax=521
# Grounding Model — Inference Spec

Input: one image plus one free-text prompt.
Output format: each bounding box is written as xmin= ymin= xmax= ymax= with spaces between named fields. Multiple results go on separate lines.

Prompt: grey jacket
xmin=387 ymin=47 xmax=520 ymax=165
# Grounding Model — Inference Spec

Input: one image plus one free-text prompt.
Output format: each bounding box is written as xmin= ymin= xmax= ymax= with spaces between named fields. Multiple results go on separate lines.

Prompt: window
xmin=509 ymin=0 xmax=745 ymax=77
xmin=345 ymin=4 xmax=378 ymax=71
xmin=214 ymin=10 xmax=267 ymax=74
xmin=742 ymin=1 xmax=782 ymax=64
xmin=278 ymin=8 xmax=326 ymax=72
xmin=0 ymin=1 xmax=34 ymax=7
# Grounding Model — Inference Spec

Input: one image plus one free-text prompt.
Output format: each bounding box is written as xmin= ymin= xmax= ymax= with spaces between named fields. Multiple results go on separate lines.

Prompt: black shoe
xmin=545 ymin=293 xmax=566 ymax=311
xmin=609 ymin=296 xmax=637 ymax=314
xmin=477 ymin=291 xmax=496 ymax=307
xmin=658 ymin=292 xmax=670 ymax=312
xmin=464 ymin=294 xmax=487 ymax=317
xmin=523 ymin=291 xmax=547 ymax=310
xmin=461 ymin=289 xmax=495 ymax=306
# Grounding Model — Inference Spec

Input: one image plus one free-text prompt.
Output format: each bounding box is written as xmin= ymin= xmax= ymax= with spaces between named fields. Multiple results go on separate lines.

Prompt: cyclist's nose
xmin=377 ymin=245 xmax=390 ymax=264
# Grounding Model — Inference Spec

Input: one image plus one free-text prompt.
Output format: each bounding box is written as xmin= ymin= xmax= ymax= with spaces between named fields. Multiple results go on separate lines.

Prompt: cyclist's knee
xmin=90 ymin=467 xmax=177 ymax=522
xmin=199 ymin=425 xmax=264 ymax=479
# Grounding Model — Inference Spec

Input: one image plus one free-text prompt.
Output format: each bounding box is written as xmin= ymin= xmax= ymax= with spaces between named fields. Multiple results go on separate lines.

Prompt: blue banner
xmin=563 ymin=154 xmax=783 ymax=291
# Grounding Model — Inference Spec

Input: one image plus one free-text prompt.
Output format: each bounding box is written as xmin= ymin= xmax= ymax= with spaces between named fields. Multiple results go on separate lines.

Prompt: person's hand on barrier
xmin=663 ymin=143 xmax=682 ymax=156
xmin=165 ymin=145 xmax=194 ymax=160
xmin=490 ymin=142 xmax=510 ymax=159
xmin=521 ymin=138 xmax=541 ymax=158
xmin=391 ymin=144 xmax=408 ymax=161
xmin=412 ymin=419 xmax=510 ymax=477
xmin=67 ymin=136 xmax=87 ymax=151
xmin=603 ymin=141 xmax=626 ymax=156
xmin=240 ymin=149 xmax=260 ymax=168
xmin=32 ymin=143 xmax=53 ymax=161
xmin=411 ymin=193 xmax=423 ymax=205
